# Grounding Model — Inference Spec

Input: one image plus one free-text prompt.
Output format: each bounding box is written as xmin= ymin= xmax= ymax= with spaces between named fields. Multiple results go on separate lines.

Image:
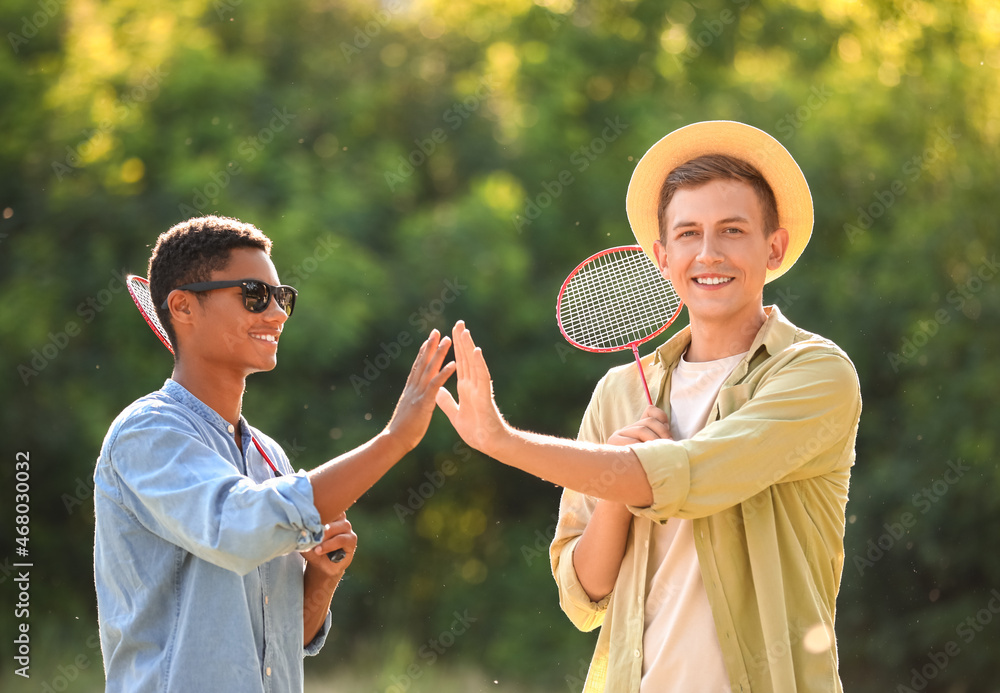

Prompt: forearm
xmin=572 ymin=500 xmax=633 ymax=601
xmin=302 ymin=565 xmax=339 ymax=646
xmin=490 ymin=428 xmax=653 ymax=506
xmin=308 ymin=431 xmax=410 ymax=523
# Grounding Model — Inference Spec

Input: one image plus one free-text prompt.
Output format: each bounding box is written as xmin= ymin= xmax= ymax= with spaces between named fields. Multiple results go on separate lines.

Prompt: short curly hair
xmin=148 ymin=216 xmax=272 ymax=355
xmin=657 ymin=154 xmax=780 ymax=243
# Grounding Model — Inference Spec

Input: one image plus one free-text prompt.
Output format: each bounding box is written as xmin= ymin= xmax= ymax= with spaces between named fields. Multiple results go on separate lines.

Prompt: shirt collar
xmin=161 ymin=378 xmax=249 ymax=439
xmin=652 ymin=305 xmax=796 ymax=376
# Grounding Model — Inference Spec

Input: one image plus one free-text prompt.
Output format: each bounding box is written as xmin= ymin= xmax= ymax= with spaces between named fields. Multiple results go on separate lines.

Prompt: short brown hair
xmin=148 ymin=216 xmax=271 ymax=355
xmin=657 ymin=154 xmax=779 ymax=242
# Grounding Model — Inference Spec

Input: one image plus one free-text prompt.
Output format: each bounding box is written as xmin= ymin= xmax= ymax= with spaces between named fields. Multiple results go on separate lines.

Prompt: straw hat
xmin=625 ymin=120 xmax=813 ymax=283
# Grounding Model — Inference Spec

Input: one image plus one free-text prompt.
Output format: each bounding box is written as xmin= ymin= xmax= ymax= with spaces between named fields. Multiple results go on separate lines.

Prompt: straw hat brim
xmin=625 ymin=120 xmax=813 ymax=283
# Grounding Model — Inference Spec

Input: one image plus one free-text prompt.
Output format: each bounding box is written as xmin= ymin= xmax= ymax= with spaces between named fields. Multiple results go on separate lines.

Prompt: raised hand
xmin=385 ymin=329 xmax=457 ymax=454
xmin=434 ymin=321 xmax=509 ymax=457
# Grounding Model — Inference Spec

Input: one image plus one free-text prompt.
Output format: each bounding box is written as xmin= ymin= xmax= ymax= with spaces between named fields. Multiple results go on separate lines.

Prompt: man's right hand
xmin=607 ymin=405 xmax=672 ymax=445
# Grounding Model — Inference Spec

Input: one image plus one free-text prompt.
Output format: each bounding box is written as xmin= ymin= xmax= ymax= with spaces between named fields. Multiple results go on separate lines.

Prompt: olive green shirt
xmin=550 ymin=306 xmax=861 ymax=693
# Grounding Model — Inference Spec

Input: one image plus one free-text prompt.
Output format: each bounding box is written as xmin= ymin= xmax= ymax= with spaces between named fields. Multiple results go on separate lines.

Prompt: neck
xmin=685 ymin=304 xmax=770 ymax=362
xmin=170 ymin=358 xmax=246 ymax=429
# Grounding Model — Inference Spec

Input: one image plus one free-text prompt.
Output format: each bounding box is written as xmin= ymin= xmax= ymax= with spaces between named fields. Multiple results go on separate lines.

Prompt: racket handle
xmin=328 ymin=548 xmax=346 ymax=563
xmin=631 ymin=345 xmax=653 ymax=405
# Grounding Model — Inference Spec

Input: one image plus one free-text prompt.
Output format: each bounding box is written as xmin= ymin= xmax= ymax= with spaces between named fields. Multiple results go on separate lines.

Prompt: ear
xmin=766 ymin=227 xmax=790 ymax=271
xmin=165 ymin=290 xmax=196 ymax=328
xmin=653 ymin=239 xmax=670 ymax=280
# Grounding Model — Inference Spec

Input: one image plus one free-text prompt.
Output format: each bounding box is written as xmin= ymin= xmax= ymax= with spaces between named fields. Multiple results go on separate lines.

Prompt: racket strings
xmin=559 ymin=249 xmax=681 ymax=350
xmin=127 ymin=276 xmax=174 ymax=352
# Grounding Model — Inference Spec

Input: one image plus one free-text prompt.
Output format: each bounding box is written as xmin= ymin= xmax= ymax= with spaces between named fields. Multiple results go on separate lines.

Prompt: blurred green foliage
xmin=1 ymin=0 xmax=999 ymax=690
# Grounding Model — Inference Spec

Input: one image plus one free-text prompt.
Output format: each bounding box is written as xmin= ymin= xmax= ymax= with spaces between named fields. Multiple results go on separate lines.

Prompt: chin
xmin=244 ymin=358 xmax=278 ymax=375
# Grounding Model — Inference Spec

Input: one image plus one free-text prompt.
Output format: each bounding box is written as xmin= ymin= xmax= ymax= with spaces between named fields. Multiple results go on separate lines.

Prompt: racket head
xmin=126 ymin=274 xmax=174 ymax=354
xmin=556 ymin=245 xmax=683 ymax=354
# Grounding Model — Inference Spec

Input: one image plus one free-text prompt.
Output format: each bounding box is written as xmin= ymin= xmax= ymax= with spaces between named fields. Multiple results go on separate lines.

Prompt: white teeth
xmin=251 ymin=334 xmax=277 ymax=343
xmin=695 ymin=277 xmax=732 ymax=285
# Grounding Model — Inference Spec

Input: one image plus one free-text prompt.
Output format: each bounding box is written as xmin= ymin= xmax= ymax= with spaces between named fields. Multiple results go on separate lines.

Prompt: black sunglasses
xmin=163 ymin=279 xmax=298 ymax=316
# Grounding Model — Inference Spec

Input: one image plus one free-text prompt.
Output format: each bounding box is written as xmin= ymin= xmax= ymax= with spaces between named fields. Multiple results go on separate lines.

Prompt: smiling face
xmin=653 ymin=179 xmax=788 ymax=330
xmin=176 ymin=246 xmax=289 ymax=377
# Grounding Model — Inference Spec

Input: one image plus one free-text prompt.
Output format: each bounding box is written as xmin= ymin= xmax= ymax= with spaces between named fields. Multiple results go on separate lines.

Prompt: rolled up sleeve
xmin=628 ymin=347 xmax=861 ymax=522
xmin=108 ymin=410 xmax=326 ymax=575
xmin=305 ymin=610 xmax=332 ymax=656
xmin=551 ymin=490 xmax=612 ymax=632
xmin=550 ymin=377 xmax=618 ymax=631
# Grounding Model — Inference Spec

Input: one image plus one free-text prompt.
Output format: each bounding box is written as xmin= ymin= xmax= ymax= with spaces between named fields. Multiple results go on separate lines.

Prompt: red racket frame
xmin=126 ymin=274 xmax=175 ymax=354
xmin=556 ymin=245 xmax=683 ymax=404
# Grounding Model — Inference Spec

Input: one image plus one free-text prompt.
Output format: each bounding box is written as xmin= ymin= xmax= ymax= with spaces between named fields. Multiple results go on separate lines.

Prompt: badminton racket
xmin=125 ymin=275 xmax=346 ymax=563
xmin=556 ymin=245 xmax=683 ymax=405
xmin=127 ymin=274 xmax=175 ymax=353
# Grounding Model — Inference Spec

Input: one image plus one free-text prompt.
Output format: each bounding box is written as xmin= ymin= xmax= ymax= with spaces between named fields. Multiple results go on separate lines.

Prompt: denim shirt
xmin=94 ymin=379 xmax=330 ymax=693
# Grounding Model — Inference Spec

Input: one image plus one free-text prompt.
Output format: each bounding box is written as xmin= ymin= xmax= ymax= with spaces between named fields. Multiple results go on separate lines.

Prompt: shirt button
xmin=264 ymin=595 xmax=269 ymax=605
xmin=227 ymin=424 xmax=235 ymax=433
xmin=266 ymin=667 xmax=272 ymax=676
xmin=633 ymin=649 xmax=641 ymax=658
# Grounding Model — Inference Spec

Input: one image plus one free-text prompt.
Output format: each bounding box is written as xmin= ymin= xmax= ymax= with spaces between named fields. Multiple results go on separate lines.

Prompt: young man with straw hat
xmin=437 ymin=121 xmax=861 ymax=691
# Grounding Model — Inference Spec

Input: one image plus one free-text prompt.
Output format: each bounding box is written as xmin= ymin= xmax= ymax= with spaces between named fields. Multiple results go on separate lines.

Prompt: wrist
xmin=482 ymin=418 xmax=515 ymax=462
xmin=378 ymin=428 xmax=415 ymax=460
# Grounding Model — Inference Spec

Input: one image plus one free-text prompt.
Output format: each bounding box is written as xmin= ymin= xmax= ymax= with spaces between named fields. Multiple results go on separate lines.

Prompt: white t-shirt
xmin=640 ymin=350 xmax=747 ymax=693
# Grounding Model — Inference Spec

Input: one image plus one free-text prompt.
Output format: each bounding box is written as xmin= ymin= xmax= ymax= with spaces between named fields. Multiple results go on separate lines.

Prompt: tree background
xmin=1 ymin=0 xmax=998 ymax=690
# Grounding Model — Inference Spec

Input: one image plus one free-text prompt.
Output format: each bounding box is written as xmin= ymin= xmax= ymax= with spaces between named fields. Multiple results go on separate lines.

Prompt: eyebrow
xmin=671 ymin=215 xmax=752 ymax=230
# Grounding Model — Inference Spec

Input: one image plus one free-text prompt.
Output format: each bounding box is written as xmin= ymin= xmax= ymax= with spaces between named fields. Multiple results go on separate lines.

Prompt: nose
xmin=695 ymin=234 xmax=724 ymax=266
xmin=262 ymin=292 xmax=290 ymax=324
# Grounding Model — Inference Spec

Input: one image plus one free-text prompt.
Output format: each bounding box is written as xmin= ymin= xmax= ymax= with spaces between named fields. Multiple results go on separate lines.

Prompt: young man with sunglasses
xmin=94 ymin=216 xmax=454 ymax=692
xmin=437 ymin=122 xmax=861 ymax=691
